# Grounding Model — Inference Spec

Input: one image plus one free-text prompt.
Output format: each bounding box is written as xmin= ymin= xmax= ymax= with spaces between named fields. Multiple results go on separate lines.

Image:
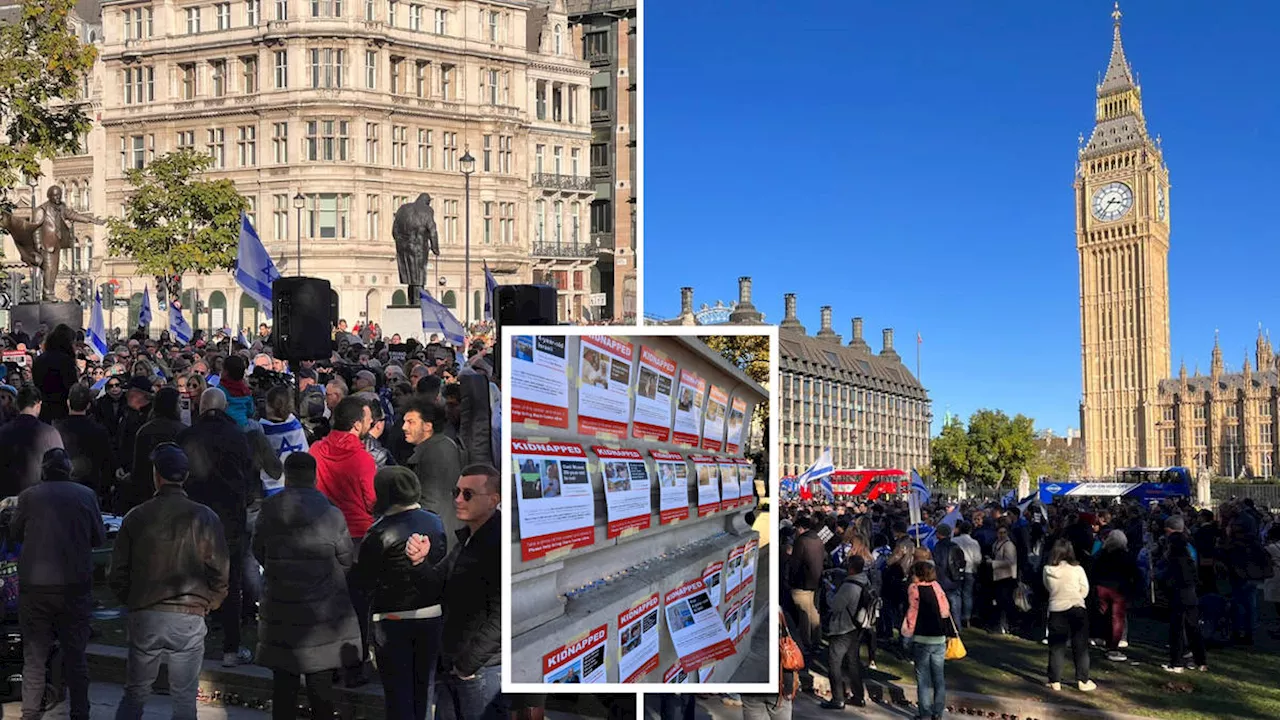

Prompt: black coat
xmin=405 ymin=433 xmax=464 ymax=541
xmin=0 ymin=414 xmax=65 ymax=498
xmin=253 ymin=486 xmax=361 ymax=675
xmin=128 ymin=416 xmax=185 ymax=509
xmin=439 ymin=511 xmax=501 ymax=676
xmin=32 ymin=348 xmax=77 ymax=423
xmin=789 ymin=532 xmax=825 ymax=591
xmin=180 ymin=410 xmax=254 ymax=548
xmin=353 ymin=507 xmax=448 ymax=615
xmin=53 ymin=414 xmax=115 ymax=496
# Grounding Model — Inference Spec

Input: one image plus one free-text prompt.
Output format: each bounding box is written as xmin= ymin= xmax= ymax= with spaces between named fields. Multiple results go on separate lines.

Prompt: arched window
xmin=553 ymin=24 xmax=562 ymax=54
xmin=442 ymin=290 xmax=456 ymax=308
xmin=240 ymin=292 xmax=261 ymax=331
xmin=209 ymin=290 xmax=228 ymax=330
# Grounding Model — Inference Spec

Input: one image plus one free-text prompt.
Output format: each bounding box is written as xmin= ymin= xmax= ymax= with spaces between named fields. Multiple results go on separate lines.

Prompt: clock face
xmin=1157 ymin=185 xmax=1166 ymax=221
xmin=1090 ymin=181 xmax=1134 ymax=222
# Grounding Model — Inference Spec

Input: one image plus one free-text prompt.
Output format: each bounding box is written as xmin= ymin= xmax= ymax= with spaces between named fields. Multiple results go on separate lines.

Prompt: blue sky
xmin=642 ymin=1 xmax=1280 ymax=437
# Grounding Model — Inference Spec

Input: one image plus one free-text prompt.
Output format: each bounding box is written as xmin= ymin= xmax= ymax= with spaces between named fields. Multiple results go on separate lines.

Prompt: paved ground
xmin=0 ymin=682 xmax=268 ymax=719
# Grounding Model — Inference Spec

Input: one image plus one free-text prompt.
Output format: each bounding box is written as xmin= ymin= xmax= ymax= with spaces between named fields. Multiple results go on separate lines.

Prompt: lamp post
xmin=293 ymin=192 xmax=305 ymax=276
xmin=460 ymin=149 xmax=475 ymax=325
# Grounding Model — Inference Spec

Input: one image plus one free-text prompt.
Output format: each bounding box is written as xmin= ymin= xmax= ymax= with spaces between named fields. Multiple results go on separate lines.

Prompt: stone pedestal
xmin=10 ymin=301 xmax=84 ymax=334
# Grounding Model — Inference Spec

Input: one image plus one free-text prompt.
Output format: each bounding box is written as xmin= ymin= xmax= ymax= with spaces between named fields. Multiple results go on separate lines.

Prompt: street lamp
xmin=26 ymin=175 xmax=38 ymax=221
xmin=293 ymin=192 xmax=305 ymax=276
xmin=459 ymin=148 xmax=475 ymax=325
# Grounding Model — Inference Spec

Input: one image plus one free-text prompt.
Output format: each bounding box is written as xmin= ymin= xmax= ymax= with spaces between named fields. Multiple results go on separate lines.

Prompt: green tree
xmin=930 ymin=415 xmax=971 ymax=487
xmin=0 ymin=0 xmax=97 ymax=212
xmin=106 ymin=149 xmax=248 ymax=279
xmin=965 ymin=409 xmax=1038 ymax=491
xmin=1026 ymin=432 xmax=1073 ymax=481
xmin=701 ymin=334 xmax=772 ymax=474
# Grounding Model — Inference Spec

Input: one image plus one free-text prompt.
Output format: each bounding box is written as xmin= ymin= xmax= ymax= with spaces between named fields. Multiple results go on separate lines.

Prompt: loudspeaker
xmin=272 ymin=277 xmax=334 ymax=361
xmin=493 ymin=283 xmax=558 ymax=384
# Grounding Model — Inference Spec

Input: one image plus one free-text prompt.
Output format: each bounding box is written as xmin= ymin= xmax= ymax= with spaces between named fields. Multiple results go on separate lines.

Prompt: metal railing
xmin=532 ymin=242 xmax=596 ymax=259
xmin=531 ymin=173 xmax=593 ymax=191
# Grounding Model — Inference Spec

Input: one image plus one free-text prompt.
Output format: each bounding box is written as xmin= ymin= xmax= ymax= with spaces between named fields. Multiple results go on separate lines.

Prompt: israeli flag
xmin=1002 ymin=489 xmax=1017 ymax=508
xmin=798 ymin=447 xmax=834 ymax=485
xmin=139 ymin=285 xmax=152 ymax=326
xmin=234 ymin=211 xmax=280 ymax=320
xmin=483 ymin=263 xmax=498 ymax=321
xmin=88 ymin=291 xmax=109 ymax=359
xmin=936 ymin=504 xmax=963 ymax=532
xmin=419 ymin=289 xmax=465 ymax=347
xmin=237 ymin=329 xmax=250 ymax=348
xmin=909 ymin=522 xmax=938 ymax=550
xmin=169 ymin=301 xmax=192 ymax=345
xmin=910 ymin=469 xmax=931 ymax=505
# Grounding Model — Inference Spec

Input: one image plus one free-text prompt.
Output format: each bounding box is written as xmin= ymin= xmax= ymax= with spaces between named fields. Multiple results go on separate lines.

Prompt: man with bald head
xmin=178 ymin=387 xmax=256 ymax=667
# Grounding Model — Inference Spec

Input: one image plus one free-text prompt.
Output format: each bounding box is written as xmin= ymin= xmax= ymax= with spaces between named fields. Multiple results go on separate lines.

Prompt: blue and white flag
xmin=88 ymin=291 xmax=108 ymax=359
xmin=483 ymin=263 xmax=498 ymax=321
xmin=234 ymin=211 xmax=280 ymax=320
xmin=169 ymin=302 xmax=192 ymax=345
xmin=1002 ymin=489 xmax=1017 ymax=508
xmin=909 ymin=522 xmax=938 ymax=550
xmin=237 ymin=329 xmax=250 ymax=348
xmin=259 ymin=416 xmax=309 ymax=496
xmin=910 ymin=469 xmax=931 ymax=505
xmin=419 ymin=289 xmax=466 ymax=347
xmin=139 ymin=285 xmax=152 ymax=326
xmin=936 ymin=504 xmax=963 ymax=533
xmin=798 ymin=447 xmax=834 ymax=485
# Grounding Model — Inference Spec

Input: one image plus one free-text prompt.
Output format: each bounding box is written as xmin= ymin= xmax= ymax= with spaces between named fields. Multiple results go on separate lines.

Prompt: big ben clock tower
xmin=1077 ymin=2 xmax=1172 ymax=478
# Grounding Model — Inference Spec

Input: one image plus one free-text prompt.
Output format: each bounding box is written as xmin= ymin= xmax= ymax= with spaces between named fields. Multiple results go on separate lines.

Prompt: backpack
xmin=947 ymin=543 xmax=967 ymax=582
xmin=851 ymin=578 xmax=881 ymax=631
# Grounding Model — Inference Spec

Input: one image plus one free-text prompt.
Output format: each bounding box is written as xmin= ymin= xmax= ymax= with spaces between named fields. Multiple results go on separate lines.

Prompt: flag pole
xmin=916 ymin=331 xmax=922 ymax=382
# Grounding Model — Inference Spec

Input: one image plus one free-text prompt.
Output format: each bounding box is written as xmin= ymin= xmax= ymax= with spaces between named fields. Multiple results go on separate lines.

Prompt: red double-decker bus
xmin=829 ymin=469 xmax=909 ymax=501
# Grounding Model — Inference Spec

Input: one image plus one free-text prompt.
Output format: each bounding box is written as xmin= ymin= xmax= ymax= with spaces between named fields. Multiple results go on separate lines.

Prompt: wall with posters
xmin=509 ymin=333 xmax=770 ymax=684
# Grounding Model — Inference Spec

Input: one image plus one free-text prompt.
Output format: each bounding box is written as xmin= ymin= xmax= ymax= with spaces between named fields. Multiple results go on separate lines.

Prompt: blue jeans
xmin=1230 ymin=578 xmax=1257 ymax=638
xmin=944 ymin=589 xmax=961 ymax=626
xmin=434 ymin=664 xmax=506 ymax=720
xmin=373 ymin=616 xmax=442 ymax=720
xmin=912 ymin=641 xmax=946 ymax=719
xmin=960 ymin=575 xmax=975 ymax=624
xmin=114 ymin=610 xmax=207 ymax=720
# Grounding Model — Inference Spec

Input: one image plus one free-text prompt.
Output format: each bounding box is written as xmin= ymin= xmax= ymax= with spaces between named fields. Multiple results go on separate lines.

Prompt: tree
xmin=702 ymin=334 xmax=771 ymax=474
xmin=965 ymin=409 xmax=1037 ymax=491
xmin=0 ymin=0 xmax=97 ymax=212
xmin=930 ymin=416 xmax=971 ymax=487
xmin=106 ymin=150 xmax=249 ymax=281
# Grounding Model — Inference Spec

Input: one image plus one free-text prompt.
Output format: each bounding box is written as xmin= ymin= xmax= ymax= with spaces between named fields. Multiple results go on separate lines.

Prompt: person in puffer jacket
xmin=217 ymin=355 xmax=256 ymax=428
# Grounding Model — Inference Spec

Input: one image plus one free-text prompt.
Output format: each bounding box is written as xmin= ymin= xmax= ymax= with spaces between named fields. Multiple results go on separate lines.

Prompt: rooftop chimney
xmin=816 ymin=305 xmax=841 ymax=343
xmin=739 ymin=277 xmax=752 ymax=304
xmin=680 ymin=287 xmax=693 ymax=316
xmin=729 ymin=276 xmax=764 ymax=324
xmin=880 ymin=327 xmax=901 ymax=362
xmin=848 ymin=316 xmax=870 ymax=353
xmin=780 ymin=293 xmax=806 ymax=333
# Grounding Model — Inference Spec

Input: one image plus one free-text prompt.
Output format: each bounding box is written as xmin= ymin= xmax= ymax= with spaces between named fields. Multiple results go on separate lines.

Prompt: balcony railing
xmin=532 ymin=173 xmax=593 ymax=192
xmin=591 ymin=231 xmax=614 ymax=250
xmin=532 ymin=242 xmax=596 ymax=259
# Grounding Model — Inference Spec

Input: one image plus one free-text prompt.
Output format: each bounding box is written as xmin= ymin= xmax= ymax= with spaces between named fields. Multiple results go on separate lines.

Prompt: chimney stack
xmin=880 ymin=327 xmax=901 ymax=362
xmin=738 ymin=277 xmax=752 ymax=304
xmin=680 ymin=287 xmax=693 ymax=316
xmin=816 ymin=305 xmax=841 ymax=343
xmin=729 ymin=276 xmax=764 ymax=324
xmin=848 ymin=316 xmax=870 ymax=352
xmin=780 ymin=293 xmax=806 ymax=333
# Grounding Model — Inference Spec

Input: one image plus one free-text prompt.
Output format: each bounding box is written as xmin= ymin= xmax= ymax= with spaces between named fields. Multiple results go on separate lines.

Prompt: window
xmin=274 ymin=50 xmax=288 ymax=88
xmin=442 ymin=131 xmax=456 ymax=170
xmin=482 ymin=68 xmax=498 ymax=105
xmin=567 ymin=84 xmax=577 ymax=122
xmin=416 ymin=128 xmax=432 ymax=169
xmin=273 ymin=194 xmax=289 ymax=241
xmin=306 ymin=193 xmax=350 ymax=238
xmin=389 ymin=57 xmax=403 ymax=94
xmin=215 ymin=2 xmax=230 ymax=30
xmin=415 ymin=61 xmax=428 ymax=97
xmin=185 ymin=7 xmax=201 ymax=33
xmin=553 ymin=146 xmax=562 ymax=174
xmin=123 ymin=67 xmax=155 ymax=104
xmin=237 ymin=125 xmax=256 ymax=166
xmin=305 ymin=119 xmax=349 ymax=161
xmin=242 ymin=56 xmax=258 ymax=93
xmin=590 ymin=199 xmax=612 ymax=232
xmin=124 ymin=7 xmax=153 ymax=39
xmin=180 ymin=63 xmax=197 ymax=99
xmin=584 ymin=31 xmax=607 ymax=59
xmin=570 ymin=201 xmax=580 ymax=243
xmin=552 ymin=84 xmax=562 ymax=121
xmin=365 ymin=122 xmax=379 ymax=163
xmin=246 ymin=0 xmax=260 ymax=25
xmin=487 ymin=10 xmax=498 ymax=41
xmin=433 ymin=7 xmax=446 ymax=34
xmin=535 ymin=200 xmax=544 ymax=243
xmin=408 ymin=4 xmax=421 ymax=30
xmin=387 ymin=0 xmax=396 ymax=26
xmin=553 ymin=24 xmax=562 ymax=54
xmin=482 ymin=201 xmax=492 ymax=243
xmin=211 ymin=59 xmax=227 ymax=97
xmin=272 ymin=122 xmax=288 ymax=163
xmin=590 ymin=142 xmax=609 ymax=168
xmin=391 ymin=125 xmax=407 ymax=167
xmin=1228 ymin=404 xmax=1238 ymax=418
xmin=275 ymin=0 xmax=288 ymax=20
xmin=364 ymin=0 xmax=375 ymax=21
xmin=482 ymin=134 xmax=491 ymax=172
xmin=1262 ymin=422 xmax=1274 ymax=446
xmin=534 ymin=144 xmax=544 ymax=174
xmin=553 ymin=200 xmax=562 ymax=243
xmin=590 ymin=87 xmax=608 ymax=112
xmin=311 ymin=0 xmax=341 ymax=17
xmin=177 ymin=130 xmax=196 ymax=149
xmin=365 ymin=50 xmax=377 ymax=89
xmin=442 ymin=199 xmax=457 ymax=243
xmin=1163 ymin=406 xmax=1174 ymax=422
xmin=1263 ymin=403 xmax=1273 ymax=417
xmin=535 ymin=80 xmax=546 ymax=120
xmin=1194 ymin=404 xmax=1206 ymax=419
xmin=120 ymin=134 xmax=147 ymax=171
xmin=309 ymin=48 xmax=345 ymax=88
xmin=500 ymin=201 xmax=514 ymax=243
xmin=570 ymin=147 xmax=580 ymax=176
xmin=439 ymin=64 xmax=452 ymax=99
xmin=499 ymin=134 xmax=512 ymax=173
xmin=206 ymin=128 xmax=226 ymax=169
xmin=366 ymin=194 xmax=380 ymax=241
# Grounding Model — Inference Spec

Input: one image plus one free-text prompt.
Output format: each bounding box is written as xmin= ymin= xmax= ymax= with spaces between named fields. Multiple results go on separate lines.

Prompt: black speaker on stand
xmin=492 ymin=284 xmax=558 ymax=384
xmin=273 ymin=277 xmax=335 ymax=361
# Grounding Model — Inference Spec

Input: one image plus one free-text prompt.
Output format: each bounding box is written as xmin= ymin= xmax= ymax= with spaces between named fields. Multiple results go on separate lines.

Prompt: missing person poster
xmin=664 ymin=578 xmax=737 ymax=672
xmin=736 ymin=458 xmax=756 ymax=507
xmin=718 ymin=460 xmax=740 ymax=509
xmin=512 ymin=441 xmax=596 ymax=561
xmin=617 ymin=593 xmax=660 ymax=683
xmin=738 ymin=591 xmax=755 ymax=643
xmin=702 ymin=560 xmax=724 ymax=609
xmin=742 ymin=538 xmax=758 ymax=589
xmin=651 ymin=450 xmax=690 ymax=524
xmin=723 ymin=599 xmax=740 ymax=642
xmin=542 ymin=624 xmax=607 ymax=684
xmin=592 ymin=446 xmax=652 ymax=538
xmin=701 ymin=384 xmax=729 ymax=451
xmin=672 ymin=370 xmax=706 ymax=448
xmin=510 ymin=336 xmax=570 ymax=428
xmin=690 ymin=456 xmax=721 ymax=516
xmin=725 ymin=544 xmax=744 ymax=599
xmin=632 ymin=345 xmax=676 ymax=442
xmin=725 ymin=397 xmax=748 ymax=454
xmin=663 ymin=663 xmax=694 ymax=685
xmin=578 ymin=335 xmax=634 ymax=438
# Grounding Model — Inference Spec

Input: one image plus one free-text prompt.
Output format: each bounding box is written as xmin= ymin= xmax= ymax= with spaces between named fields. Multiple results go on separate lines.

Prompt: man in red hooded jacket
xmin=310 ymin=395 xmax=376 ymax=683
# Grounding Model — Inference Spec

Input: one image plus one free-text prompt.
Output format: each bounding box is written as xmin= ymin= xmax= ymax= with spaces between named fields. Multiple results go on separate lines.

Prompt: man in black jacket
xmin=931 ymin=523 xmax=966 ymax=622
xmin=54 ymin=383 xmax=116 ymax=503
xmin=0 ymin=385 xmax=64 ymax=498
xmin=108 ymin=442 xmax=230 ymax=720
xmin=408 ymin=463 xmax=506 ymax=720
xmin=789 ymin=515 xmax=826 ymax=656
xmin=10 ymin=448 xmax=105 ymax=720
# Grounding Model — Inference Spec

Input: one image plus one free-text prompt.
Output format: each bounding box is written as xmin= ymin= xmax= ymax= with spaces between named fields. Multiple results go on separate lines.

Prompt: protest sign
xmin=651 ymin=450 xmax=690 ymax=524
xmin=510 ymin=335 xmax=570 ymax=428
xmin=617 ymin=593 xmax=661 ymax=683
xmin=632 ymin=345 xmax=676 ymax=442
xmin=726 ymin=397 xmax=747 ymax=454
xmin=672 ymin=369 xmax=706 ymax=447
xmin=690 ymin=456 xmax=721 ymax=516
xmin=664 ymin=578 xmax=737 ymax=672
xmin=578 ymin=335 xmax=634 ymax=437
xmin=542 ymin=625 xmax=607 ymax=684
xmin=592 ymin=446 xmax=652 ymax=538
xmin=512 ymin=441 xmax=596 ymax=560
xmin=701 ymin=385 xmax=728 ymax=451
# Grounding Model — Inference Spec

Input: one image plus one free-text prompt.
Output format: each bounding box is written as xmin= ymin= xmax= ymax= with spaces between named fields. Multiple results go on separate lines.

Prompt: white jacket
xmin=1043 ymin=563 xmax=1089 ymax=613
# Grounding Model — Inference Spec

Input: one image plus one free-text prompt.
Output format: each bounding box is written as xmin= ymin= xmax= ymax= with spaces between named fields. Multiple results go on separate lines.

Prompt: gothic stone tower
xmin=1077 ymin=4 xmax=1172 ymax=477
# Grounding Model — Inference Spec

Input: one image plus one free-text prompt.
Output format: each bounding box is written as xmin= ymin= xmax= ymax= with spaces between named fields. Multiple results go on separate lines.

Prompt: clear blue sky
xmin=642 ymin=1 xmax=1280 ymax=437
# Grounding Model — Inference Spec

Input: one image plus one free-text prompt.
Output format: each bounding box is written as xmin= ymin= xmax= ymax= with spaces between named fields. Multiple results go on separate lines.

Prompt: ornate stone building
xmin=653 ymin=279 xmax=932 ymax=476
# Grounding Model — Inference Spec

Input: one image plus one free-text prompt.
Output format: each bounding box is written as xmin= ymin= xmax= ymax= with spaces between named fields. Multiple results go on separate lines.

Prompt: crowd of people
xmin=0 ymin=319 xmax=512 ymax=720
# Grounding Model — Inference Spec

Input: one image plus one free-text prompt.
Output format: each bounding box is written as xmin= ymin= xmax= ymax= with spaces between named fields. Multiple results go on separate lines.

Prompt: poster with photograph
xmin=690 ymin=456 xmax=721 ymax=516
xmin=725 ymin=397 xmax=748 ymax=454
xmin=578 ymin=335 xmax=635 ymax=437
xmin=736 ymin=458 xmax=756 ymax=508
xmin=722 ymin=599 xmax=740 ymax=643
xmin=718 ymin=460 xmax=740 ymax=509
xmin=672 ymin=370 xmax=706 ymax=448
xmin=663 ymin=663 xmax=694 ymax=685
xmin=702 ymin=560 xmax=723 ymax=609
xmin=592 ymin=446 xmax=652 ymax=538
xmin=701 ymin=385 xmax=729 ymax=451
xmin=512 ymin=441 xmax=596 ymax=561
xmin=617 ymin=593 xmax=660 ymax=683
xmin=651 ymin=450 xmax=690 ymax=524
xmin=510 ymin=336 xmax=570 ymax=428
xmin=725 ymin=544 xmax=744 ymax=599
xmin=738 ymin=591 xmax=755 ymax=643
xmin=632 ymin=345 xmax=676 ymax=443
xmin=542 ymin=624 xmax=607 ymax=684
xmin=742 ymin=538 xmax=758 ymax=590
xmin=664 ymin=578 xmax=738 ymax=672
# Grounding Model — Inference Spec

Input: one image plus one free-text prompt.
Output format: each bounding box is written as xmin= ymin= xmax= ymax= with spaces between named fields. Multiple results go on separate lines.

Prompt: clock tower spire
xmin=1076 ymin=2 xmax=1172 ymax=478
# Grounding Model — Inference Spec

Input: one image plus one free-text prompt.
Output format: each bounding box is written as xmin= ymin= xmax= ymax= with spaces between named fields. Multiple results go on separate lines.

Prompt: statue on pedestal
xmin=0 ymin=185 xmax=104 ymax=301
xmin=1018 ymin=468 xmax=1031 ymax=502
xmin=391 ymin=193 xmax=440 ymax=304
xmin=1196 ymin=468 xmax=1213 ymax=508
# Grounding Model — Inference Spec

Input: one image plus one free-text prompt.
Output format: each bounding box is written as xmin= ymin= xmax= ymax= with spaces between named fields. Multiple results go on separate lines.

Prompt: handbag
xmin=944 ymin=616 xmax=966 ymax=661
xmin=780 ymin=610 xmax=805 ymax=671
xmin=1014 ymin=581 xmax=1033 ymax=612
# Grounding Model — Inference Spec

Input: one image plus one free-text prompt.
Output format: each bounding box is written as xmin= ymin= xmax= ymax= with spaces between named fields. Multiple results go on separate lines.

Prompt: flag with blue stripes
xmin=237 ymin=329 xmax=250 ymax=348
xmin=936 ymin=504 xmax=962 ymax=533
xmin=910 ymin=469 xmax=931 ymax=504
xmin=909 ymin=522 xmax=938 ymax=550
xmin=169 ymin=302 xmax=192 ymax=345
xmin=419 ymin=289 xmax=466 ymax=347
xmin=139 ymin=285 xmax=152 ymax=326
xmin=484 ymin=262 xmax=498 ymax=321
xmin=88 ymin=291 xmax=108 ymax=359
xmin=234 ymin=211 xmax=280 ymax=319
xmin=798 ymin=447 xmax=834 ymax=485
xmin=1002 ymin=489 xmax=1017 ymax=508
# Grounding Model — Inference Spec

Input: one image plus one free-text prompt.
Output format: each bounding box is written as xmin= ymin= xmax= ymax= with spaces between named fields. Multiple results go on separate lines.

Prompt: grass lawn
xmin=862 ymin=609 xmax=1280 ymax=720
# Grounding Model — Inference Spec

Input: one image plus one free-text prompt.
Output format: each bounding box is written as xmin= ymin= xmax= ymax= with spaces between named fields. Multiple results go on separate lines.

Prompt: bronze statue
xmin=0 ymin=185 xmax=104 ymax=302
xmin=391 ymin=193 xmax=440 ymax=302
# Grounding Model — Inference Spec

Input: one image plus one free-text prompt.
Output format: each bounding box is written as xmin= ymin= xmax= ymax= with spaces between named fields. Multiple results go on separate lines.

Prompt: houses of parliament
xmin=1078 ymin=5 xmax=1279 ymax=479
